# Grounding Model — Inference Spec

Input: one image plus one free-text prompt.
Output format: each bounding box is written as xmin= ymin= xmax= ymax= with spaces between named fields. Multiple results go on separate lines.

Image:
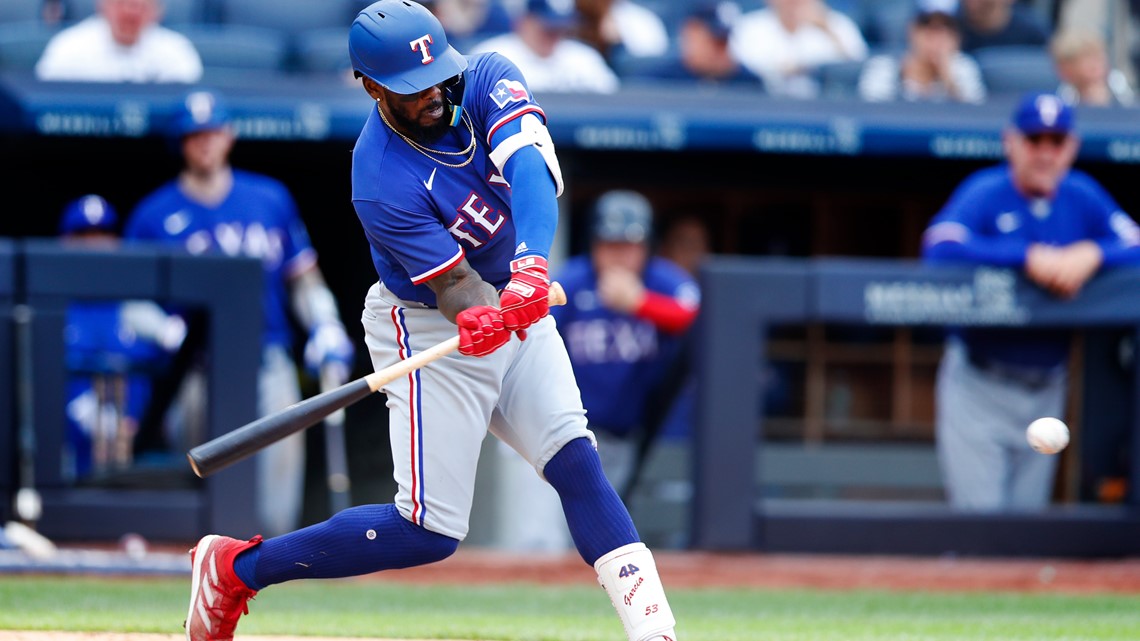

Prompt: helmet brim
xmin=378 ymin=45 xmax=467 ymax=95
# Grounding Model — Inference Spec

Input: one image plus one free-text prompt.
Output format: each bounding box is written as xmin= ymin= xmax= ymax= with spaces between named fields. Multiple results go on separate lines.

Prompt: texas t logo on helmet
xmin=409 ymin=34 xmax=435 ymax=64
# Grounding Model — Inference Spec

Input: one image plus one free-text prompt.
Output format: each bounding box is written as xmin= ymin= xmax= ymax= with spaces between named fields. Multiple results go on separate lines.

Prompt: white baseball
xmin=1026 ymin=417 xmax=1069 ymax=455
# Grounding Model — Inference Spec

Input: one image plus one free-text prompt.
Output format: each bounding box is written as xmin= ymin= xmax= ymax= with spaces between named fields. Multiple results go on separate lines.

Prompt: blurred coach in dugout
xmin=125 ymin=91 xmax=355 ymax=535
xmin=921 ymin=92 xmax=1140 ymax=512
xmin=551 ymin=190 xmax=701 ymax=495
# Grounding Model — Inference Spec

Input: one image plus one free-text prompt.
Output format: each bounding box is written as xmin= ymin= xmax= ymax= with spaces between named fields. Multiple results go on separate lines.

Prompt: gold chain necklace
xmin=377 ymin=102 xmax=477 ymax=169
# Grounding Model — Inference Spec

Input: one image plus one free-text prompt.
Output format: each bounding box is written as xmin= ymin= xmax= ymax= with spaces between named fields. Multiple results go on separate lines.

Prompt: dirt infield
xmin=364 ymin=548 xmax=1140 ymax=593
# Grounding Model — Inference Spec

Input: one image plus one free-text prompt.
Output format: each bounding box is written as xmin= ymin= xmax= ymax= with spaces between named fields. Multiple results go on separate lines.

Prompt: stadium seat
xmin=217 ymin=0 xmax=357 ymax=72
xmin=0 ymin=21 xmax=59 ymax=71
xmin=177 ymin=24 xmax=288 ymax=73
xmin=293 ymin=27 xmax=349 ymax=75
xmin=0 ymin=0 xmax=44 ymax=25
xmin=974 ymin=45 xmax=1060 ymax=97
xmin=816 ymin=60 xmax=866 ymax=100
xmin=218 ymin=0 xmax=357 ymax=35
xmin=855 ymin=0 xmax=913 ymax=50
xmin=64 ymin=0 xmax=204 ymax=24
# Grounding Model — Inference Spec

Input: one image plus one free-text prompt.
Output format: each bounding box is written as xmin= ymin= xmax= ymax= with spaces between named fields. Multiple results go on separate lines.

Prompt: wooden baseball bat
xmin=187 ymin=282 xmax=566 ymax=478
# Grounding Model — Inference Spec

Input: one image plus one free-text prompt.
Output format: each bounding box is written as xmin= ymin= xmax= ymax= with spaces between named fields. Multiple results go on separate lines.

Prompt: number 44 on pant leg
xmin=595 ymin=542 xmax=677 ymax=641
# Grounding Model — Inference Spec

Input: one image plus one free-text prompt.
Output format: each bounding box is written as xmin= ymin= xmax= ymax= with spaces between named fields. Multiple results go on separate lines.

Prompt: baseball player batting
xmin=183 ymin=3 xmax=679 ymax=641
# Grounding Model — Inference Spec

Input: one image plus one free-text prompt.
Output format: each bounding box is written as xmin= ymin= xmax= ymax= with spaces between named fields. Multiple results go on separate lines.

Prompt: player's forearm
xmin=290 ymin=267 xmax=344 ymax=331
xmin=427 ymin=260 xmax=501 ymax=323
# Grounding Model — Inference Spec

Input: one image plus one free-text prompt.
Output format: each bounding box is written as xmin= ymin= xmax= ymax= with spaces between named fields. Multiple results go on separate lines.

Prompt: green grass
xmin=1 ymin=576 xmax=1138 ymax=641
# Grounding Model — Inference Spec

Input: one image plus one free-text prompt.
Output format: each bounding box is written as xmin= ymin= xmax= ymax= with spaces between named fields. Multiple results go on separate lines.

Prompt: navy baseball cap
xmin=59 ymin=194 xmax=118 ymax=235
xmin=592 ymin=190 xmax=654 ymax=243
xmin=172 ymin=90 xmax=231 ymax=138
xmin=1011 ymin=92 xmax=1075 ymax=136
xmin=526 ymin=0 xmax=578 ymax=29
xmin=689 ymin=1 xmax=741 ymax=40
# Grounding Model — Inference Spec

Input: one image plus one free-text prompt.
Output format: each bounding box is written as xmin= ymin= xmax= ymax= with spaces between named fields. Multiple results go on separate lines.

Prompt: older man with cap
xmin=921 ymin=92 xmax=1140 ymax=512
xmin=124 ymin=89 xmax=355 ymax=537
xmin=550 ymin=190 xmax=701 ymax=493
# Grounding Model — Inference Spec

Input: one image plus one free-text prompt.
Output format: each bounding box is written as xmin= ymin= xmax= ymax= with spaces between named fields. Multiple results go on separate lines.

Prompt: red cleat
xmin=185 ymin=534 xmax=263 ymax=641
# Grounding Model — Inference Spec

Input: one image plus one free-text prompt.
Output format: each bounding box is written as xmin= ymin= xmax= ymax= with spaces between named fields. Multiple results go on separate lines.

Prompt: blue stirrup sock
xmin=233 ymin=503 xmax=458 ymax=590
xmin=543 ymin=437 xmax=640 ymax=566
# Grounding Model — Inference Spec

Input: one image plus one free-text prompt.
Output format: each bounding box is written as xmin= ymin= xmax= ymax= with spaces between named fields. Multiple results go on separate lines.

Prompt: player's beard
xmin=390 ymin=99 xmax=452 ymax=144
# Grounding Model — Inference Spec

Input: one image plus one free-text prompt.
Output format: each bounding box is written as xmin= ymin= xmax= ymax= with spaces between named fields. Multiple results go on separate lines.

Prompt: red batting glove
xmin=499 ymin=255 xmax=550 ymax=332
xmin=456 ymin=305 xmax=510 ymax=357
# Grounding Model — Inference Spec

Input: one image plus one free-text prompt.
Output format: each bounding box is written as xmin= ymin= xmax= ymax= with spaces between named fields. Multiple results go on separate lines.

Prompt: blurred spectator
xmin=416 ymin=0 xmax=513 ymax=43
xmin=574 ymin=0 xmax=670 ymax=61
xmin=124 ymin=90 xmax=355 ymax=535
xmin=1050 ymin=25 xmax=1135 ymax=106
xmin=58 ymin=195 xmax=187 ymax=480
xmin=1055 ymin=0 xmax=1140 ymax=95
xmin=728 ymin=0 xmax=869 ymax=99
xmin=677 ymin=1 xmax=760 ymax=86
xmin=35 ymin=0 xmax=203 ymax=82
xmin=859 ymin=1 xmax=986 ymax=103
xmin=957 ymin=0 xmax=1050 ymax=52
xmin=617 ymin=1 xmax=762 ymax=88
xmin=471 ymin=0 xmax=619 ymax=93
xmin=921 ymin=92 xmax=1140 ymax=511
xmin=550 ymin=190 xmax=701 ymax=495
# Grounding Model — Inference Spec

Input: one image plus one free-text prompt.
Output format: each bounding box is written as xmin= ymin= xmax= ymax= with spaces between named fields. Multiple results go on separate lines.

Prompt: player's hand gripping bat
xmin=187 ymin=282 xmax=566 ymax=478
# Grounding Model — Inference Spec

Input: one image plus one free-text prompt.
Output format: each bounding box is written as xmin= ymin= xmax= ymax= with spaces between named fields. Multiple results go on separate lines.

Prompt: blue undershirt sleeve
xmin=503 ymin=145 xmax=558 ymax=260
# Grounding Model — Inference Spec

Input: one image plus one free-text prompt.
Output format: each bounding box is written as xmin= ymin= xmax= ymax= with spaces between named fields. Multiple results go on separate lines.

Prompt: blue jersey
xmin=550 ymin=256 xmax=700 ymax=436
xmin=351 ymin=52 xmax=553 ymax=306
xmin=922 ymin=165 xmax=1140 ymax=367
xmin=125 ymin=169 xmax=317 ymax=348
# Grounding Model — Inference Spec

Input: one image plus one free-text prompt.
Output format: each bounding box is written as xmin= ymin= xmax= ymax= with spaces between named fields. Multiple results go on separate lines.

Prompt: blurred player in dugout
xmin=58 ymin=195 xmax=189 ymax=481
xmin=922 ymin=92 xmax=1140 ymax=512
xmin=123 ymin=90 xmax=355 ymax=536
xmin=552 ymin=190 xmax=702 ymax=494
xmin=494 ymin=191 xmax=705 ymax=552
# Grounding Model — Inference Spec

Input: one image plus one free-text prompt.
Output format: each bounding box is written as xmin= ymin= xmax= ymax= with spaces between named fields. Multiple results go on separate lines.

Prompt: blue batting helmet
xmin=349 ymin=0 xmax=468 ymax=95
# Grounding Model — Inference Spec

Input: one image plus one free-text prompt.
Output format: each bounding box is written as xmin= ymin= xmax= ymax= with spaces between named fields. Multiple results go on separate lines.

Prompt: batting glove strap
xmin=500 ymin=256 xmax=550 ymax=332
xmin=457 ymin=305 xmax=510 ymax=357
xmin=304 ymin=323 xmax=355 ymax=374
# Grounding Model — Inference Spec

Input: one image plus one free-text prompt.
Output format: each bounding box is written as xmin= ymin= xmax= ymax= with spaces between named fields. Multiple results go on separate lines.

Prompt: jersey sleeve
xmin=467 ymin=52 xmax=560 ymax=261
xmin=465 ymin=52 xmax=548 ymax=147
xmin=921 ymin=172 xmax=1030 ymax=266
xmin=354 ymin=198 xmax=464 ymax=285
xmin=1073 ymin=173 xmax=1140 ymax=267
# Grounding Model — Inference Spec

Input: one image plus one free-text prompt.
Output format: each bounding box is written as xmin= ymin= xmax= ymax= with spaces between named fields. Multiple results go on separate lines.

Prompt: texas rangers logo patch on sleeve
xmin=490 ymin=79 xmax=529 ymax=108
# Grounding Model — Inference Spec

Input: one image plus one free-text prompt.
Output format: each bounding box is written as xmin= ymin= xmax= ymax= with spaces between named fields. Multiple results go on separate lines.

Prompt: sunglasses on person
xmin=1023 ymin=132 xmax=1070 ymax=146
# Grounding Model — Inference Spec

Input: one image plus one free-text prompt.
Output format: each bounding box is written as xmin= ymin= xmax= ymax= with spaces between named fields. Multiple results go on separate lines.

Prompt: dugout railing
xmin=0 ymin=240 xmax=263 ymax=541
xmin=693 ymin=257 xmax=1140 ymax=557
